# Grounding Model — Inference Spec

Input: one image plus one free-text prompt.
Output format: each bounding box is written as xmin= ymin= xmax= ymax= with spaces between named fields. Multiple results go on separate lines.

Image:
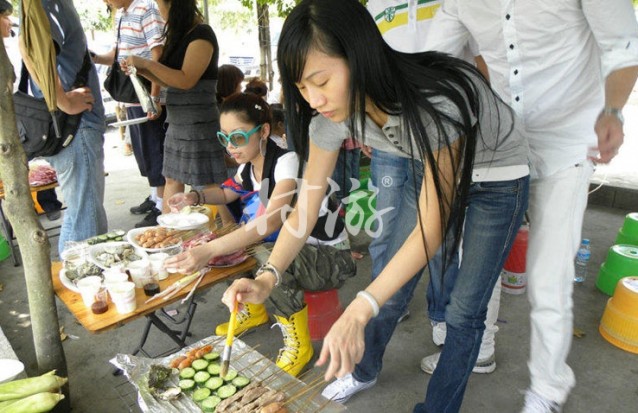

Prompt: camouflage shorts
xmin=254 ymin=242 xmax=357 ymax=317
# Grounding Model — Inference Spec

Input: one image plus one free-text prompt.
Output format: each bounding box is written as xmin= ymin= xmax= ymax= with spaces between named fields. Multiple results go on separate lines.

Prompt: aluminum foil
xmin=110 ymin=336 xmax=347 ymax=413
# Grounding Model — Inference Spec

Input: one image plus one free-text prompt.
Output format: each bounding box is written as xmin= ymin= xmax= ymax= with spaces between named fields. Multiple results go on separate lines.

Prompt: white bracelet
xmin=255 ymin=262 xmax=282 ymax=287
xmin=356 ymin=291 xmax=380 ymax=317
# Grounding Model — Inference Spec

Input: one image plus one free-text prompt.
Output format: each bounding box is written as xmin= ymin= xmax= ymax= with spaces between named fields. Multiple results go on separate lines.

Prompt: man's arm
xmin=593 ymin=66 xmax=638 ymax=163
xmin=583 ymin=0 xmax=638 ymax=163
xmin=92 ymin=48 xmax=115 ymax=66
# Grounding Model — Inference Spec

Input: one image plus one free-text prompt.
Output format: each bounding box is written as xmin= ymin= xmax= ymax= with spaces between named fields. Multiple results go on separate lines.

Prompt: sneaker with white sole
xmin=431 ymin=321 xmax=447 ymax=346
xmin=420 ymin=351 xmax=496 ymax=375
xmin=321 ymin=373 xmax=377 ymax=404
xmin=521 ymin=390 xmax=562 ymax=413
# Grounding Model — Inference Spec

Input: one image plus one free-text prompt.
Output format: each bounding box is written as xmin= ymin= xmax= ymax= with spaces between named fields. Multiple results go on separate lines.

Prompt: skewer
xmin=296 ymin=379 xmax=326 ymax=413
xmin=284 ymin=374 xmax=326 ymax=405
xmin=180 ymin=270 xmax=206 ymax=304
xmin=308 ymin=395 xmax=333 ymax=413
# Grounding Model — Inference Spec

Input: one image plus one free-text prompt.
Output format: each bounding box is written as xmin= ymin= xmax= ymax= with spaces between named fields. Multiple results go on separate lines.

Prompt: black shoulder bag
xmin=12 ymin=50 xmax=92 ymax=161
xmin=103 ymin=18 xmax=151 ymax=104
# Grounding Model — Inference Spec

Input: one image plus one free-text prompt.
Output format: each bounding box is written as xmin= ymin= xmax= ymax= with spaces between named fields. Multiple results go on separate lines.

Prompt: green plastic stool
xmin=615 ymin=212 xmax=638 ymax=247
xmin=596 ymin=244 xmax=638 ymax=296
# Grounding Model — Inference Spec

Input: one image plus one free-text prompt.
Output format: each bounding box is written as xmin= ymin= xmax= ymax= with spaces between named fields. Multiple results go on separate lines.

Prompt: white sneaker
xmin=431 ymin=321 xmax=447 ymax=346
xmin=420 ymin=351 xmax=496 ymax=375
xmin=321 ymin=373 xmax=377 ymax=404
xmin=521 ymin=390 xmax=562 ymax=413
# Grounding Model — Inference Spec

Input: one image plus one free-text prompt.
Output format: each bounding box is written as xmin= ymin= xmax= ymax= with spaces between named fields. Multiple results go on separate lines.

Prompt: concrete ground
xmin=1 ymin=123 xmax=638 ymax=412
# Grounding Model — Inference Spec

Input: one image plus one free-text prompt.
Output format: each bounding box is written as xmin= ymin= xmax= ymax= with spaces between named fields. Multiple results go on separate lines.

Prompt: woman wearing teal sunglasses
xmin=165 ymin=93 xmax=356 ymax=377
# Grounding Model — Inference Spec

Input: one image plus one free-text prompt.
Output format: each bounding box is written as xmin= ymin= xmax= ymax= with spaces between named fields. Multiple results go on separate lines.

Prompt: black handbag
xmin=13 ymin=51 xmax=92 ymax=161
xmin=103 ymin=19 xmax=151 ymax=104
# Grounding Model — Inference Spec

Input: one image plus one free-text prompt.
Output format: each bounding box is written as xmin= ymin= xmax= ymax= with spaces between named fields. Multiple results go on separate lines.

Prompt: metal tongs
xmin=128 ymin=65 xmax=158 ymax=117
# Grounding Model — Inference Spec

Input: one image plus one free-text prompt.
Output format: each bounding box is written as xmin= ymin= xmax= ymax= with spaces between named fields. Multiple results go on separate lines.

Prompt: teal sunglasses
xmin=216 ymin=124 xmax=263 ymax=148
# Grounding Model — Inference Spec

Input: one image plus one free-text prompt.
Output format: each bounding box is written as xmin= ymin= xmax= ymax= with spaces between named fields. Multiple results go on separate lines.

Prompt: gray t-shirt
xmin=310 ymin=71 xmax=529 ymax=181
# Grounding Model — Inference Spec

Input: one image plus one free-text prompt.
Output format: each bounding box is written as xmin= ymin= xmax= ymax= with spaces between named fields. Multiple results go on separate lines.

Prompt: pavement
xmin=0 ymin=117 xmax=637 ymax=413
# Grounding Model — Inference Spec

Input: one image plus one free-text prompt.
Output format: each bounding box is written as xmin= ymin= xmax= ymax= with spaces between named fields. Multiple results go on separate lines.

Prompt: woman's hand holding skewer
xmin=221 ymin=276 xmax=274 ymax=313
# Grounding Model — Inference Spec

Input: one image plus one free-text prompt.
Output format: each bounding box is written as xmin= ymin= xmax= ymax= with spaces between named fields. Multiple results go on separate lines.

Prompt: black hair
xmin=277 ymin=0 xmax=511 ymax=271
xmin=159 ymin=0 xmax=204 ymax=63
xmin=217 ymin=64 xmax=245 ymax=104
xmin=270 ymin=103 xmax=285 ymax=126
xmin=244 ymin=78 xmax=268 ymax=98
xmin=0 ymin=0 xmax=12 ymax=15
xmin=220 ymin=93 xmax=272 ymax=135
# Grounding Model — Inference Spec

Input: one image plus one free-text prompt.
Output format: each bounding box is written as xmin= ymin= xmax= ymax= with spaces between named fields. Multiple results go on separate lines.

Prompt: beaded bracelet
xmin=356 ymin=290 xmax=380 ymax=317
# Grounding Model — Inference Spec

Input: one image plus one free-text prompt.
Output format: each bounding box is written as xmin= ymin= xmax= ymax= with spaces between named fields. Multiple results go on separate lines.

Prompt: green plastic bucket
xmin=615 ymin=213 xmax=638 ymax=246
xmin=616 ymin=230 xmax=638 ymax=247
xmin=0 ymin=235 xmax=10 ymax=262
xmin=596 ymin=245 xmax=638 ymax=295
xmin=620 ymin=213 xmax=638 ymax=237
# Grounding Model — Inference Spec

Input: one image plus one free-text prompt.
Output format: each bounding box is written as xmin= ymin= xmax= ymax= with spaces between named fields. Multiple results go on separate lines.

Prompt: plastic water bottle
xmin=574 ymin=239 xmax=591 ymax=283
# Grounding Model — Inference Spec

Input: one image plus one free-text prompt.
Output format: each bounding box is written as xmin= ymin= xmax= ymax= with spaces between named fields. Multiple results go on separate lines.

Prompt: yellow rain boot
xmin=272 ymin=306 xmax=314 ymax=377
xmin=215 ymin=303 xmax=269 ymax=336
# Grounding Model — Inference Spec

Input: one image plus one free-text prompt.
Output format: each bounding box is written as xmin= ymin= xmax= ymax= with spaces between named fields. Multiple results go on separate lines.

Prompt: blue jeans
xmin=427 ymin=235 xmax=460 ymax=323
xmin=354 ymin=149 xmax=425 ymax=382
xmin=46 ymin=124 xmax=108 ymax=252
xmin=414 ymin=175 xmax=529 ymax=413
xmin=331 ymin=148 xmax=362 ymax=204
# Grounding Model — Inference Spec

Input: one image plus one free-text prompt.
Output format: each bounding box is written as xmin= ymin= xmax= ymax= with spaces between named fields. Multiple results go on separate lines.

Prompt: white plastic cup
xmin=127 ymin=260 xmax=150 ymax=288
xmin=148 ymin=253 xmax=169 ymax=280
xmin=76 ymin=276 xmax=102 ymax=307
xmin=103 ymin=268 xmax=129 ymax=284
xmin=113 ymin=297 xmax=137 ymax=314
xmin=107 ymin=281 xmax=137 ymax=314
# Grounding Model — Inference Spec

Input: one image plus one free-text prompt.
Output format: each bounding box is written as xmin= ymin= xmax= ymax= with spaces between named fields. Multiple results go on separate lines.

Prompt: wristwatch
xmin=600 ymin=107 xmax=624 ymax=125
xmin=151 ymin=96 xmax=161 ymax=103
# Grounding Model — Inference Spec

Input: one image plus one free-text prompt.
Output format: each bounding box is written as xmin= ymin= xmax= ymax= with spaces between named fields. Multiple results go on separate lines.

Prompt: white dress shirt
xmin=424 ymin=0 xmax=638 ymax=178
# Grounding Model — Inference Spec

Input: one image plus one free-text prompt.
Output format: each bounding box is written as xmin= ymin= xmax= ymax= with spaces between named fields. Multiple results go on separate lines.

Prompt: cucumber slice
xmin=97 ymin=235 xmax=109 ymax=242
xmin=114 ymin=229 xmax=126 ymax=237
xmin=203 ymin=351 xmax=220 ymax=361
xmin=221 ymin=369 xmax=237 ymax=382
xmin=193 ymin=387 xmax=212 ymax=402
xmin=114 ymin=237 xmax=123 ymax=241
xmin=87 ymin=238 xmax=98 ymax=245
xmin=216 ymin=384 xmax=237 ymax=399
xmin=207 ymin=363 xmax=221 ymax=376
xmin=194 ymin=371 xmax=211 ymax=384
xmin=204 ymin=376 xmax=224 ymax=391
xmin=178 ymin=379 xmax=195 ymax=391
xmin=201 ymin=395 xmax=222 ymax=412
xmin=192 ymin=359 xmax=209 ymax=371
xmin=231 ymin=376 xmax=250 ymax=389
xmin=179 ymin=367 xmax=196 ymax=379
xmin=106 ymin=232 xmax=117 ymax=239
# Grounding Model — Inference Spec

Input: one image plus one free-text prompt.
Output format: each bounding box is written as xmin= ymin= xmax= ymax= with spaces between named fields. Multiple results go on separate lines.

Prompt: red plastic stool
xmin=304 ymin=289 xmax=343 ymax=341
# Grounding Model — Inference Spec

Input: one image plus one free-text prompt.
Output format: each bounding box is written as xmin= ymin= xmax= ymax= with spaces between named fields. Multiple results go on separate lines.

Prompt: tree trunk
xmin=256 ymin=1 xmax=274 ymax=89
xmin=0 ymin=35 xmax=70 ymax=411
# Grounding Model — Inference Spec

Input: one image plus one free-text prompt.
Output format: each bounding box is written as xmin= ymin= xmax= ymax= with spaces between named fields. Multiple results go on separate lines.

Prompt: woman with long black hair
xmin=222 ymin=0 xmax=530 ymax=411
xmin=122 ymin=0 xmax=226 ymax=211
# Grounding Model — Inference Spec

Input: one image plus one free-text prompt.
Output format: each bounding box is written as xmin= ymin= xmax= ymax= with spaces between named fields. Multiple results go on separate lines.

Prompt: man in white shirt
xmin=424 ymin=1 xmax=638 ymax=412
